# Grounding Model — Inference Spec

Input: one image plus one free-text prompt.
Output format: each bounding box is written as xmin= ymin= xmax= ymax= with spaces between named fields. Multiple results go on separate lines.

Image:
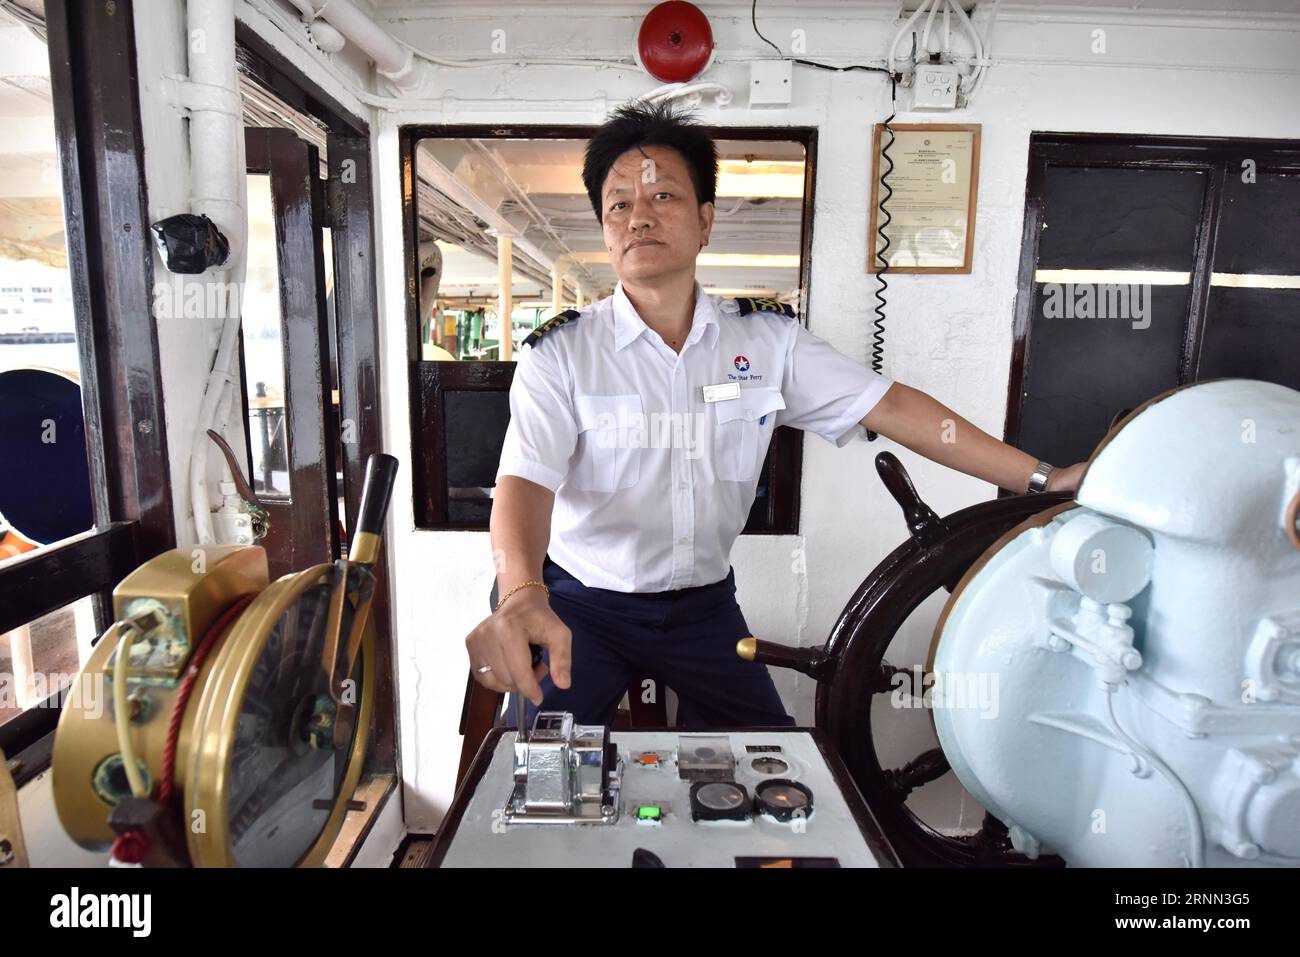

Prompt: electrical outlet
xmin=910 ymin=62 xmax=959 ymax=111
xmin=749 ymin=60 xmax=793 ymax=107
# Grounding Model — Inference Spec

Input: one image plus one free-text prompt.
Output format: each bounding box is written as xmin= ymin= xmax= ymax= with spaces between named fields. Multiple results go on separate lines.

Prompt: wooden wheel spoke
xmin=882 ymin=747 xmax=950 ymax=799
xmin=876 ymin=453 xmax=949 ymax=548
xmin=868 ymin=660 xmax=911 ymax=694
xmin=815 ymin=451 xmax=1072 ymax=867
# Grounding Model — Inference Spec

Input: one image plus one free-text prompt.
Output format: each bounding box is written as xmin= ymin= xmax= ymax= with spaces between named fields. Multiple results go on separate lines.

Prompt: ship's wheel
xmin=743 ymin=452 xmax=1073 ymax=867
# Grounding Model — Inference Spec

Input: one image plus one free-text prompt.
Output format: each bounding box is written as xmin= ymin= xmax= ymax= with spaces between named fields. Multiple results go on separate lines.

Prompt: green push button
xmin=637 ymin=805 xmax=663 ymax=821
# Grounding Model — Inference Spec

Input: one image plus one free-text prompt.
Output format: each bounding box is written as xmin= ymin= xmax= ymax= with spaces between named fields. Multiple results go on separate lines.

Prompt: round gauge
xmin=755 ymin=779 xmax=813 ymax=822
xmin=697 ymin=783 xmax=744 ymax=811
xmin=187 ymin=564 xmax=374 ymax=867
xmin=750 ymin=755 xmax=789 ymax=775
xmin=690 ymin=781 xmax=751 ymax=822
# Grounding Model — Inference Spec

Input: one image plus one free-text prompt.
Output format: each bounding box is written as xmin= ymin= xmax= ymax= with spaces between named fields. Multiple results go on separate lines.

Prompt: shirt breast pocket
xmin=571 ymin=394 xmax=643 ymax=492
xmin=712 ymin=386 xmax=786 ymax=482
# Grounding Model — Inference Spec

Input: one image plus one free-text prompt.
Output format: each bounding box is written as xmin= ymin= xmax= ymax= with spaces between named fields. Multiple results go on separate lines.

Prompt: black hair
xmin=581 ymin=99 xmax=718 ymax=223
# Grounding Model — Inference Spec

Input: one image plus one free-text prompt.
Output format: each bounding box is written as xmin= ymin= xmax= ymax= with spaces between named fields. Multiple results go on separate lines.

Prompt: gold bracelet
xmin=495 ymin=579 xmax=549 ymax=612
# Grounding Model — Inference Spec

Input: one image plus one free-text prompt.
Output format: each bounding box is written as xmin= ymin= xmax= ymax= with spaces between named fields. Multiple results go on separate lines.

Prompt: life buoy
xmin=0 ymin=367 xmax=93 ymax=544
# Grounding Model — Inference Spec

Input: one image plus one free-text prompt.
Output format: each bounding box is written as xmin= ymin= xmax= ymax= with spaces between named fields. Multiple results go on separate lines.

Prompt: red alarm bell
xmin=636 ymin=1 xmax=715 ymax=84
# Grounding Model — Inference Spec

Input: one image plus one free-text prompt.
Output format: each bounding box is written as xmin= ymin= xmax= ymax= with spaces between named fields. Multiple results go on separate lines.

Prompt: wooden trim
xmin=0 ymin=524 xmax=137 ymax=637
xmin=45 ymin=0 xmax=175 ymax=560
xmin=0 ymin=522 xmax=139 ymax=762
xmin=1183 ymin=164 xmax=1226 ymax=383
xmin=1029 ymin=132 xmax=1300 ymax=167
xmin=868 ymin=123 xmax=981 ymax=275
xmin=743 ymin=427 xmax=801 ymax=535
xmin=394 ymin=832 xmax=438 ymax=868
xmin=798 ymin=126 xmax=818 ymax=321
xmin=426 ymin=726 xmax=501 ymax=866
xmin=1002 ymin=151 xmax=1049 ymax=450
xmin=324 ymin=773 xmax=397 ymax=868
xmin=2 ymin=727 xmax=55 ymax=792
xmin=239 ymin=37 xmax=397 ymax=781
xmin=244 ymin=128 xmax=340 ymax=578
xmin=412 ymin=360 xmax=515 ymax=530
xmin=326 ymin=133 xmax=397 ymax=775
xmin=239 ymin=41 xmax=396 ymax=778
xmin=1003 ymin=131 xmax=1300 ymax=463
xmin=0 ymin=520 xmax=139 ymax=764
xmin=456 ymin=677 xmax=504 ymax=789
xmin=4 ymin=0 xmax=161 ymax=770
xmin=401 ymin=126 xmax=422 ymax=370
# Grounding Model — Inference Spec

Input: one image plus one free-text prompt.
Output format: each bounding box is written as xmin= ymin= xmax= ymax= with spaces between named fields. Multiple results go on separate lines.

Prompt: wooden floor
xmin=394 ymin=833 xmax=437 ymax=868
xmin=324 ymin=774 xmax=397 ymax=868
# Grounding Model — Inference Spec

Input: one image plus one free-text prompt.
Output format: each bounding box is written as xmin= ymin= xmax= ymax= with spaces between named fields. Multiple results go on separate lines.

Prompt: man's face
xmin=600 ymin=145 xmax=715 ymax=284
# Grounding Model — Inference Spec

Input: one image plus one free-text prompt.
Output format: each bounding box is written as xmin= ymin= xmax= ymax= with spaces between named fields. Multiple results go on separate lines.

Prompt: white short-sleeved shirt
xmin=495 ymin=281 xmax=894 ymax=592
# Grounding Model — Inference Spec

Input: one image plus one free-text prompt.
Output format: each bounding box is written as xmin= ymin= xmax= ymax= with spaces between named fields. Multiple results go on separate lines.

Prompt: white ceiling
xmin=981 ymin=0 xmax=1300 ymax=11
xmin=374 ymin=1 xmax=1300 ymax=14
xmin=416 ymin=136 xmax=808 ymax=305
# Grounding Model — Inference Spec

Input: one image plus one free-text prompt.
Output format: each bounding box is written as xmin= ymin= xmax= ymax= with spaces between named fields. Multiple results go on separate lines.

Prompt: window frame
xmin=1005 ymin=131 xmax=1300 ymax=454
xmin=233 ymin=25 xmax=398 ymax=777
xmin=401 ymin=123 xmax=818 ymax=534
xmin=0 ymin=4 xmax=399 ymax=789
xmin=0 ymin=0 xmax=172 ymax=783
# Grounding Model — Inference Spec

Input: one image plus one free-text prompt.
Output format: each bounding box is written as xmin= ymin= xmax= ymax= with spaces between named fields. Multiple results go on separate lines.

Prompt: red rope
xmin=158 ymin=593 xmax=257 ymax=807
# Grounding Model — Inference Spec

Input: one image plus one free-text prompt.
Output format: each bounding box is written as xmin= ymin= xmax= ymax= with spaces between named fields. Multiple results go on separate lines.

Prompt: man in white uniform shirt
xmin=466 ymin=101 xmax=1085 ymax=729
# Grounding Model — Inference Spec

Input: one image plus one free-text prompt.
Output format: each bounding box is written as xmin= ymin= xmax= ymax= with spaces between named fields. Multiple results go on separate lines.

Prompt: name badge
xmin=702 ymin=382 xmax=741 ymax=403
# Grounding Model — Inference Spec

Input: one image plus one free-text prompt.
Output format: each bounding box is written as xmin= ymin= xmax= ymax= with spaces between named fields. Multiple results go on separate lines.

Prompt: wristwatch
xmin=1027 ymin=461 xmax=1055 ymax=494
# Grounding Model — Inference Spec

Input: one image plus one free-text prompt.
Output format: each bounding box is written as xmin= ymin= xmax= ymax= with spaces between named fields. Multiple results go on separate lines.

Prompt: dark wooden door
xmin=243 ymin=127 xmax=339 ymax=579
xmin=1006 ymin=134 xmax=1300 ymax=468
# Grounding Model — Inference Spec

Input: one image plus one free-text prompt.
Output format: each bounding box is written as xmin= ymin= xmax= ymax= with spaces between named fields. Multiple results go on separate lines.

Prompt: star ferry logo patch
xmin=734 ymin=355 xmax=750 ymax=372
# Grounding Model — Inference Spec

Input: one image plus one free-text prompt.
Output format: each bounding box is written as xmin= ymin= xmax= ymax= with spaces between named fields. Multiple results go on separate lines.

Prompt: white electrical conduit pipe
xmin=889 ymin=0 xmax=936 ymax=77
xmin=921 ymin=0 xmax=942 ymax=55
xmin=949 ymin=0 xmax=998 ymax=100
xmin=181 ymin=0 xmax=247 ymax=546
xmin=286 ymin=0 xmax=420 ymax=93
xmin=946 ymin=0 xmax=984 ymax=96
xmin=641 ymin=81 xmax=733 ymax=107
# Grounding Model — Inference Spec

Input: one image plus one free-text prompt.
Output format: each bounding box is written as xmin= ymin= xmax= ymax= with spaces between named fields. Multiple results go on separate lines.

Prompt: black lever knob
xmin=349 ymin=453 xmax=398 ymax=564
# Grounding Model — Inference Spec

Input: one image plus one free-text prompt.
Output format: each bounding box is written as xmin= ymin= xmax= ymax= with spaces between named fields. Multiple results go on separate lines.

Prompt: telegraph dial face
xmin=188 ymin=568 xmax=372 ymax=868
xmin=226 ymin=581 xmax=360 ymax=867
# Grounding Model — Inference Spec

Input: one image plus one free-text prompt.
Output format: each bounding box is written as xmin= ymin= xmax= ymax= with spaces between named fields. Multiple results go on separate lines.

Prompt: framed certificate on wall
xmin=868 ymin=123 xmax=981 ymax=274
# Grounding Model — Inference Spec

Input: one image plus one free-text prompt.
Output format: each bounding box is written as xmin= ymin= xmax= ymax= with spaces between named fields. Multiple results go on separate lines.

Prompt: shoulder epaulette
xmin=522 ymin=309 xmax=582 ymax=348
xmin=728 ymin=296 xmax=796 ymax=319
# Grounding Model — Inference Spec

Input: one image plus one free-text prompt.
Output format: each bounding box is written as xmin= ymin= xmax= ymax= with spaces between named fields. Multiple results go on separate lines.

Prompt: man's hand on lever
xmin=465 ymin=583 xmax=572 ymax=704
xmin=465 ymin=474 xmax=572 ymax=706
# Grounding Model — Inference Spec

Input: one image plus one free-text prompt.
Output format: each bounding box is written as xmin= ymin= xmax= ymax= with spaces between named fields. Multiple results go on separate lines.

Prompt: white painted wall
xmin=364 ymin=2 xmax=1300 ymax=831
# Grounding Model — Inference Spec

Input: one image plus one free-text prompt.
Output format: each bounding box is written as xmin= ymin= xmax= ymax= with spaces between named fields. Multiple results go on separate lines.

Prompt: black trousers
xmin=504 ymin=556 xmax=795 ymax=729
